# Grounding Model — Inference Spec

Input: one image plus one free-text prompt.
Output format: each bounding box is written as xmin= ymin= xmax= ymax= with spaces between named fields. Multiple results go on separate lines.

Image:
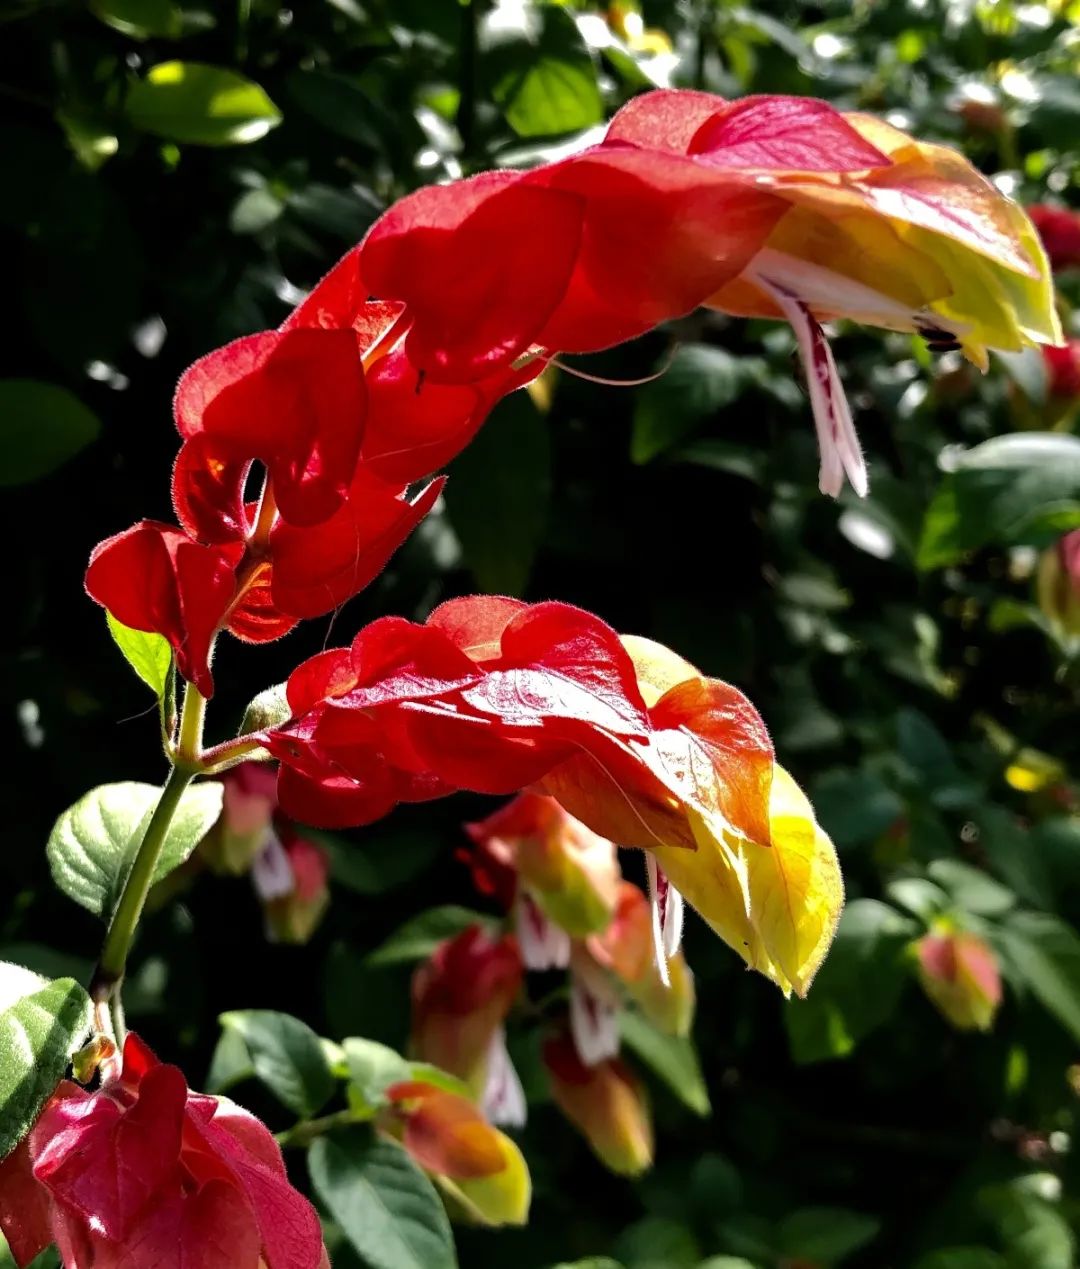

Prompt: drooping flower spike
xmin=360 ymin=90 xmax=1062 ymax=497
xmin=265 ymin=595 xmax=841 ymax=997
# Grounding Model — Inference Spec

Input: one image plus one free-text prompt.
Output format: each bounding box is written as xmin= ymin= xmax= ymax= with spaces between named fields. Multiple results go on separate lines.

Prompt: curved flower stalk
xmin=361 ymin=90 xmax=1061 ymax=497
xmin=265 ymin=596 xmax=841 ymax=997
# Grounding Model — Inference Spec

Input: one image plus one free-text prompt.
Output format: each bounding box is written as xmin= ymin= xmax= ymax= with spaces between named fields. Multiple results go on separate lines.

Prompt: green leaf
xmin=205 ymin=1024 xmax=255 ymax=1094
xmin=365 ymin=907 xmax=497 ymax=969
xmin=975 ymin=808 xmax=1055 ymax=911
xmin=90 ymin=0 xmax=181 ymax=39
xmin=219 ymin=1010 xmax=334 ymax=1118
xmin=287 ymin=69 xmax=384 ymax=148
xmin=785 ymin=899 xmax=916 ymax=1064
xmin=619 ymin=1012 xmax=709 ymax=1116
xmin=927 ymin=859 xmax=1016 ymax=917
xmin=126 ymin=62 xmax=281 ymax=146
xmin=548 ymin=1261 xmax=624 ymax=1269
xmin=996 ymin=911 xmax=1080 ymax=1045
xmin=918 ymin=434 xmax=1080 ymax=570
xmin=977 ymin=1178 xmax=1074 ymax=1269
xmin=309 ymin=1131 xmax=457 ymax=1269
xmin=779 ymin=1207 xmax=879 ymax=1263
xmin=343 ymin=1037 xmax=411 ymax=1109
xmin=444 ymin=392 xmax=550 ymax=597
xmin=913 ymin=1253 xmax=1007 ymax=1269
xmin=0 ymin=969 xmax=92 ymax=1159
xmin=696 ymin=1261 xmax=758 ymax=1269
xmin=106 ymin=612 xmax=172 ymax=698
xmin=809 ymin=768 xmax=904 ymax=850
xmin=611 ymin=1216 xmax=700 ymax=1268
xmin=46 ymin=781 xmax=223 ymax=918
xmin=484 ymin=5 xmax=602 ymax=138
xmin=315 ymin=825 xmax=440 ymax=898
xmin=0 ymin=380 xmax=100 ymax=487
xmin=631 ymin=345 xmax=756 ymax=464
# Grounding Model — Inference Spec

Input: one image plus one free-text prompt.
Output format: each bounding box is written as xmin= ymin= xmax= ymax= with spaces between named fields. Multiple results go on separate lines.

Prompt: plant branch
xmin=276 ymin=1110 xmax=366 ymax=1149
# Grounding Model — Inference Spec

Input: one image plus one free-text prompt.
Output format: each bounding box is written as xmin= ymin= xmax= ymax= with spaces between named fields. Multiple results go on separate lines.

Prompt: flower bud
xmin=1036 ymin=529 xmax=1080 ymax=637
xmin=466 ymin=794 xmax=620 ymax=939
xmin=410 ymin=927 xmax=523 ymax=1096
xmin=258 ymin=831 xmax=331 ymax=944
xmin=1029 ymin=203 xmax=1080 ymax=272
xmin=202 ymin=761 xmax=279 ymax=874
xmin=542 ymin=1031 xmax=653 ymax=1176
xmin=381 ymin=1081 xmax=530 ymax=1226
xmin=914 ymin=929 xmax=1002 ymax=1032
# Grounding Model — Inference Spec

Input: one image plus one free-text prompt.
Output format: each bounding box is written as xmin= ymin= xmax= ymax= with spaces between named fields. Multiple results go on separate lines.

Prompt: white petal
xmin=481 ymin=1027 xmax=527 ymax=1128
xmin=251 ymin=831 xmax=294 ymax=902
xmin=646 ymin=854 xmax=671 ymax=987
xmin=569 ymin=974 xmax=621 ymax=1067
xmin=754 ymin=275 xmax=869 ymax=499
xmin=515 ymin=892 xmax=571 ymax=971
xmin=663 ymin=884 xmax=685 ymax=961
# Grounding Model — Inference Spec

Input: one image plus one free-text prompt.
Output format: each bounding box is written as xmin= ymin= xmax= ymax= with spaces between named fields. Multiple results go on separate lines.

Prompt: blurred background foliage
xmin=3 ymin=0 xmax=1080 ymax=1266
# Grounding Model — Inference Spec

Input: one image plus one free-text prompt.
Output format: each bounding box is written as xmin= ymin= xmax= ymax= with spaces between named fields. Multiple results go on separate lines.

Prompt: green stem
xmin=92 ymin=764 xmax=194 ymax=999
xmin=91 ymin=682 xmax=207 ymax=1003
xmin=276 ymin=1110 xmax=366 ymax=1149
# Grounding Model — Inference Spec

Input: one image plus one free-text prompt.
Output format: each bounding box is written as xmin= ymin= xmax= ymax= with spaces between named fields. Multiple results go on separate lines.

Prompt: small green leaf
xmin=205 ymin=1024 xmax=255 ymax=1094
xmin=996 ymin=911 xmax=1080 ymax=1044
xmin=779 ymin=1207 xmax=880 ymax=1264
xmin=912 ymin=1252 xmax=1007 ymax=1269
xmin=46 ymin=781 xmax=222 ymax=918
xmin=619 ymin=1012 xmax=709 ymax=1116
xmin=365 ymin=906 xmax=497 ymax=968
xmin=977 ymin=1178 xmax=1074 ymax=1269
xmin=106 ymin=612 xmax=172 ymax=698
xmin=444 ymin=392 xmax=550 ymax=597
xmin=220 ymin=1010 xmax=334 ymax=1118
xmin=127 ymin=62 xmax=281 ymax=146
xmin=316 ymin=825 xmax=440 ymax=898
xmin=0 ymin=970 xmax=92 ymax=1159
xmin=484 ymin=5 xmax=602 ymax=138
xmin=309 ymin=1131 xmax=457 ymax=1269
xmin=0 ymin=380 xmax=100 ymax=487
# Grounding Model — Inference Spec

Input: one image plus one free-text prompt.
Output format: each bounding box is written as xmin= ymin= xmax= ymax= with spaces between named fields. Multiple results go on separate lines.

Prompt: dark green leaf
xmin=127 ymin=62 xmax=281 ymax=146
xmin=0 ymin=380 xmax=100 ymax=487
xmin=444 ymin=392 xmax=549 ymax=596
xmin=619 ymin=1012 xmax=709 ymax=1116
xmin=918 ymin=434 xmax=1080 ymax=570
xmin=90 ymin=0 xmax=182 ymax=39
xmin=47 ymin=782 xmax=223 ymax=918
xmin=220 ymin=1010 xmax=334 ymax=1118
xmin=779 ymin=1207 xmax=879 ymax=1263
xmin=810 ymin=769 xmax=904 ymax=850
xmin=309 ymin=1131 xmax=457 ymax=1269
xmin=996 ymin=911 xmax=1080 ymax=1044
xmin=785 ymin=900 xmax=916 ymax=1064
xmin=632 ymin=346 xmax=755 ymax=464
xmin=912 ymin=1253 xmax=1007 ymax=1269
xmin=0 ymin=969 xmax=92 ymax=1160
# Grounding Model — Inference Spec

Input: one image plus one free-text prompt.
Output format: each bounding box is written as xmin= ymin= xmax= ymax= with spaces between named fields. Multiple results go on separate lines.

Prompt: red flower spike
xmin=6 ymin=1033 xmax=327 ymax=1269
xmin=410 ymin=928 xmax=523 ymax=1094
xmin=267 ymin=472 xmax=445 ymax=619
xmin=85 ymin=521 xmax=240 ymax=698
xmin=686 ymin=95 xmax=891 ymax=171
xmin=361 ymin=174 xmax=587 ymax=382
xmin=174 ymin=327 xmax=367 ymax=528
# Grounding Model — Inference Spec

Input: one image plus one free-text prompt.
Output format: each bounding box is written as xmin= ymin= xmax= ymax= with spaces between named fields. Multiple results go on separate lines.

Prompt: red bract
xmin=410 ymin=926 xmax=524 ymax=1095
xmin=1029 ymin=203 xmax=1080 ymax=271
xmin=1044 ymin=340 xmax=1080 ymax=398
xmin=0 ymin=1034 xmax=325 ymax=1269
xmin=265 ymin=596 xmax=772 ymax=848
xmin=87 ymin=257 xmax=533 ymax=695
